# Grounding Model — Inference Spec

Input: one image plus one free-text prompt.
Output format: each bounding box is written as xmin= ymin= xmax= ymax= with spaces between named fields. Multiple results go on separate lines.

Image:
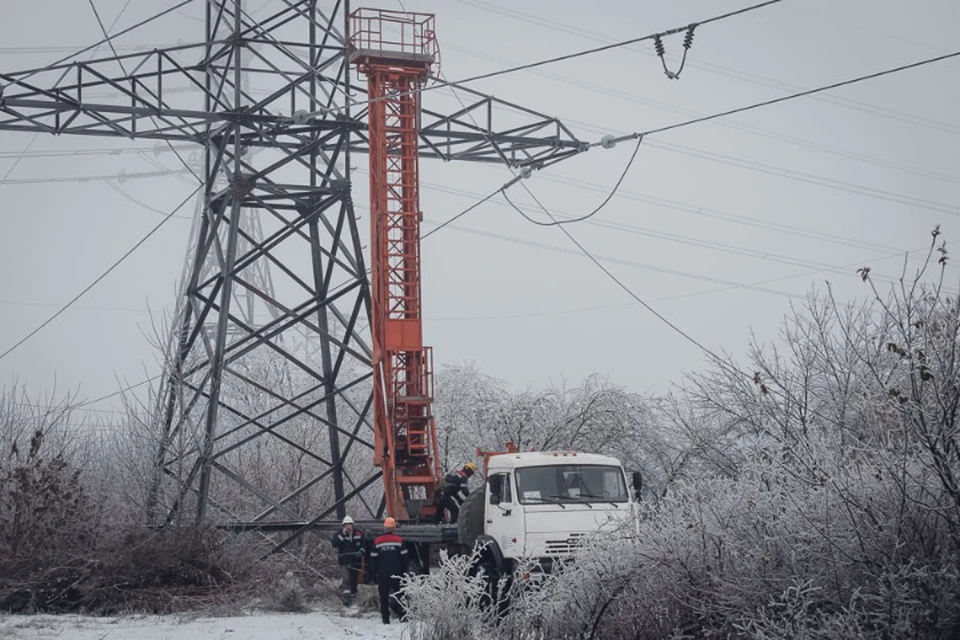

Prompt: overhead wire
xmin=502 ymin=136 xmax=645 ymax=227
xmin=426 ymin=1 xmax=782 ymax=90
xmin=429 ymin=48 xmax=960 ymax=233
xmin=417 ymin=11 xmax=954 ymax=389
xmin=0 ymin=299 xmax=150 ymax=314
xmin=458 ymin=0 xmax=960 ymax=136
xmin=425 ymin=241 xmax=940 ymax=323
xmin=519 ymin=168 xmax=913 ymax=255
xmin=299 ymin=0 xmax=785 ymax=118
xmin=439 ymin=43 xmax=960 ymax=186
xmin=422 ymin=188 xmax=501 ymax=239
xmin=0 ymin=167 xmax=194 ymax=186
xmin=0 ymin=184 xmax=202 ymax=363
xmin=429 ymin=81 xmax=958 ymax=218
xmin=427 ymin=55 xmax=788 ymax=367
xmin=485 ymin=187 xmax=901 ymax=284
xmin=86 ymin=0 xmax=202 ymax=185
xmin=523 ymin=184 xmax=733 ymax=366
xmin=637 ymin=50 xmax=960 ymax=139
xmin=2 ymin=0 xmax=193 ymax=89
xmin=639 ymin=138 xmax=959 ymax=215
xmin=75 ymin=376 xmax=161 ymax=408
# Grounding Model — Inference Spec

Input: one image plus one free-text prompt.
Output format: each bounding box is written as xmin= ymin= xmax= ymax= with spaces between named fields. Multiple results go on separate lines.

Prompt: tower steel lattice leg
xmin=147 ymin=0 xmax=380 ymax=541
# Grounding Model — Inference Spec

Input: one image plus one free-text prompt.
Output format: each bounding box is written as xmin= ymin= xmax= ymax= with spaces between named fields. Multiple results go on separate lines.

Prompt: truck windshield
xmin=515 ymin=465 xmax=628 ymax=504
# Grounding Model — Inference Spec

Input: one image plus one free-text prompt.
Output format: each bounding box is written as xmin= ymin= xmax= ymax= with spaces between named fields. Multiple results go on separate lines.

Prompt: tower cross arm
xmin=0 ymin=43 xmax=354 ymax=142
xmin=339 ymin=79 xmax=588 ymax=168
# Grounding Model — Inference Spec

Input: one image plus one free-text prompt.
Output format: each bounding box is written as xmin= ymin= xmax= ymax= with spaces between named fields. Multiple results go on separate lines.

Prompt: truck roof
xmin=486 ymin=450 xmax=624 ymax=472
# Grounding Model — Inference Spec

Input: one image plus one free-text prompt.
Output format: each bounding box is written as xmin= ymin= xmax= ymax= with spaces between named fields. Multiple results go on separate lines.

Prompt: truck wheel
xmin=457 ymin=488 xmax=484 ymax=548
xmin=468 ymin=536 xmax=510 ymax=615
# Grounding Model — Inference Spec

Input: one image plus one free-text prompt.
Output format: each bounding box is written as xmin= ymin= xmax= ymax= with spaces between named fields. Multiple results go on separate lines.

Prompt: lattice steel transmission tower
xmin=0 ymin=0 xmax=585 ymax=548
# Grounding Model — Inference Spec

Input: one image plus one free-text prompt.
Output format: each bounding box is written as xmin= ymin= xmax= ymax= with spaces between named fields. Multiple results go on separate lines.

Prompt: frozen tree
xmin=434 ymin=365 xmax=657 ymax=476
xmin=445 ymin=231 xmax=960 ymax=639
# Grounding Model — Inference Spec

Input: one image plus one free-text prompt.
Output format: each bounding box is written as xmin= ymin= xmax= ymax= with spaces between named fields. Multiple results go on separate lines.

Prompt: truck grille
xmin=544 ymin=532 xmax=586 ymax=556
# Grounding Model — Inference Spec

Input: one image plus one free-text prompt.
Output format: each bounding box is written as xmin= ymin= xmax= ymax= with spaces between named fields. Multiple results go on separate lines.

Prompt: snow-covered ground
xmin=0 ymin=609 xmax=408 ymax=639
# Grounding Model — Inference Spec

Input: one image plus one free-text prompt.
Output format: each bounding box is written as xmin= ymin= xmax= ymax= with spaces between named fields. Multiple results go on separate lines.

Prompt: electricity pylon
xmin=0 ymin=0 xmax=584 ymax=549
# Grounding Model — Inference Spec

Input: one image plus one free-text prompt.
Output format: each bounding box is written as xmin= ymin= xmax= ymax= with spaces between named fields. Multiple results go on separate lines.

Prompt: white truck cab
xmin=460 ymin=450 xmax=641 ymax=576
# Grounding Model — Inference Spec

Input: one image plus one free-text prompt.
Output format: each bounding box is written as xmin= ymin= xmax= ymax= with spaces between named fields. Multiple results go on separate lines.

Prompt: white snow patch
xmin=0 ymin=609 xmax=407 ymax=640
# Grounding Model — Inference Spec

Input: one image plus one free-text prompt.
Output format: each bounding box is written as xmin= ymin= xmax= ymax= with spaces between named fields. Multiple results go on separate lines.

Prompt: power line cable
xmin=522 ymin=185 xmax=731 ymax=365
xmin=524 ymin=171 xmax=906 ymax=255
xmin=641 ymin=138 xmax=958 ymax=215
xmin=428 ymin=1 xmax=782 ymax=89
xmin=0 ymin=299 xmax=150 ymax=314
xmin=425 ymin=28 xmax=943 ymax=387
xmin=0 ymin=144 xmax=194 ymax=159
xmin=2 ymin=0 xmax=193 ymax=89
xmin=429 ymin=50 xmax=960 ymax=237
xmin=75 ymin=376 xmax=161 ymax=408
xmin=422 ymin=188 xmax=502 ymax=239
xmin=502 ymin=136 xmax=644 ymax=227
xmin=0 ymin=184 xmax=202 ymax=363
xmin=438 ymin=44 xmax=960 ymax=186
xmin=426 ymin=241 xmax=939 ymax=323
xmin=459 ymin=0 xmax=960 ymax=136
xmin=87 ymin=0 xmax=202 ymax=185
xmin=298 ymin=0 xmax=785 ymax=119
xmin=0 ymin=135 xmax=40 ymax=182
xmin=0 ymin=167 xmax=194 ymax=186
xmin=495 ymin=188 xmax=901 ymax=283
xmin=427 ymin=70 xmax=816 ymax=300
xmin=635 ymin=50 xmax=960 ymax=139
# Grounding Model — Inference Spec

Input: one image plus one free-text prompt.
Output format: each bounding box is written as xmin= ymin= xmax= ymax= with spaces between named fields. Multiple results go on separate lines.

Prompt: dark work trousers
xmin=339 ymin=564 xmax=359 ymax=605
xmin=439 ymin=490 xmax=464 ymax=523
xmin=377 ymin=575 xmax=404 ymax=624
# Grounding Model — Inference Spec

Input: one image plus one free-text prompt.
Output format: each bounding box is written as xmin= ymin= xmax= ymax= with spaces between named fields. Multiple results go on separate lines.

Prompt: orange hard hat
xmin=384 ymin=516 xmax=397 ymax=529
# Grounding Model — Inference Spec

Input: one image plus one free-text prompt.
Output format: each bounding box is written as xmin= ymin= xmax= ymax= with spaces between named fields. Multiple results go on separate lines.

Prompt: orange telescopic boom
xmin=349 ymin=8 xmax=442 ymax=520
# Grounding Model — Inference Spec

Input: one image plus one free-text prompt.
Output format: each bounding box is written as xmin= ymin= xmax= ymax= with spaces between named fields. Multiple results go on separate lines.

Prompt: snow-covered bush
xmin=470 ymin=233 xmax=960 ymax=639
xmin=402 ymin=546 xmax=503 ymax=640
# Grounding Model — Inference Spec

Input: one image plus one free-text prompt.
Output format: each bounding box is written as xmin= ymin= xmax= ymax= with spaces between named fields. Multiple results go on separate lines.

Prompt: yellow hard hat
xmin=384 ymin=516 xmax=397 ymax=528
xmin=465 ymin=462 xmax=478 ymax=473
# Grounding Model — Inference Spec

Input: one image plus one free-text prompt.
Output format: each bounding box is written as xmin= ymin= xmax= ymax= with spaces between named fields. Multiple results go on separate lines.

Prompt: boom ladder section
xmin=350 ymin=8 xmax=441 ymax=520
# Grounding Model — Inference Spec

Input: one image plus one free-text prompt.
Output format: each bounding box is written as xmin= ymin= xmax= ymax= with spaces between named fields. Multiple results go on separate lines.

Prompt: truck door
xmin=486 ymin=472 xmax=523 ymax=559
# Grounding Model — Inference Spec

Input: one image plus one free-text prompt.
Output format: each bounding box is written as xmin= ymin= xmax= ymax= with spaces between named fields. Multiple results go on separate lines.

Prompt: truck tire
xmin=469 ymin=536 xmax=511 ymax=615
xmin=457 ymin=488 xmax=484 ymax=548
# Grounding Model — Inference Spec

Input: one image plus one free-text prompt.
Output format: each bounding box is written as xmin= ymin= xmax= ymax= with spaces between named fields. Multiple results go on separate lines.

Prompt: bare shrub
xmin=403 ymin=547 xmax=503 ymax=640
xmin=468 ymin=232 xmax=960 ymax=639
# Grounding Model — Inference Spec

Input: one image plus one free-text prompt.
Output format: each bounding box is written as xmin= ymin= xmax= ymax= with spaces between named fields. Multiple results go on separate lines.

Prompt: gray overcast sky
xmin=0 ymin=0 xmax=958 ymax=423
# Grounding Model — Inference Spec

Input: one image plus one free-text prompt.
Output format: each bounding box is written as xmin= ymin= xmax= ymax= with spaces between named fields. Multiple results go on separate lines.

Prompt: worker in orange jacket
xmin=369 ymin=517 xmax=409 ymax=624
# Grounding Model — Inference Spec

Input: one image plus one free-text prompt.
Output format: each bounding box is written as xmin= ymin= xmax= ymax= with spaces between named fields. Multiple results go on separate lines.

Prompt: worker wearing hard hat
xmin=370 ymin=517 xmax=410 ymax=624
xmin=330 ymin=515 xmax=364 ymax=606
xmin=438 ymin=462 xmax=477 ymax=524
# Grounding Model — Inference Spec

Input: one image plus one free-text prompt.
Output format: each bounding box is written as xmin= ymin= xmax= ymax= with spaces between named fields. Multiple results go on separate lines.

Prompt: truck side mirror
xmin=631 ymin=471 xmax=643 ymax=499
xmin=488 ymin=474 xmax=503 ymax=505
